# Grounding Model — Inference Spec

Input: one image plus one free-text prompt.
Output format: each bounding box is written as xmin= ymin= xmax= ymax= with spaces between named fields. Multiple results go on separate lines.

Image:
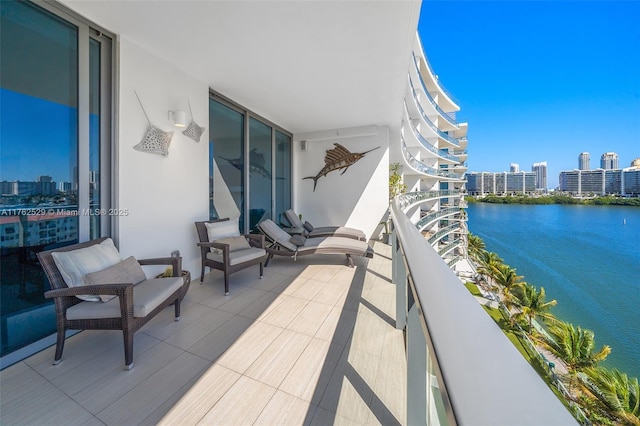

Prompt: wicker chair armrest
xmin=246 ymin=234 xmax=265 ymax=248
xmin=138 ymin=257 xmax=182 ymax=276
xmin=45 ymin=283 xmax=133 ymax=299
xmin=197 ymin=242 xmax=217 ymax=248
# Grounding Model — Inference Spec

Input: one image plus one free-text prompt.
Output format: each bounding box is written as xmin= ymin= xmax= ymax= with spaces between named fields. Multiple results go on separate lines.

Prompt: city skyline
xmin=418 ymin=1 xmax=640 ymax=188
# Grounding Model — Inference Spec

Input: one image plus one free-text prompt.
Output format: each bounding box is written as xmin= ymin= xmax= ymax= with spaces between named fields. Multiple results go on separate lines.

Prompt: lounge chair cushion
xmin=206 ymin=247 xmax=267 ymax=266
xmin=284 ymin=210 xmax=304 ymax=228
xmin=85 ymin=256 xmax=147 ymax=302
xmin=259 ymin=219 xmax=297 ymax=251
xmin=51 ymin=238 xmax=123 ymax=302
xmin=283 ymin=210 xmax=366 ymax=241
xmin=216 ymin=236 xmax=251 ymax=252
xmin=310 ymin=226 xmax=366 ymax=241
xmin=66 ymin=277 xmax=183 ymax=320
xmin=298 ymin=236 xmax=370 ymax=256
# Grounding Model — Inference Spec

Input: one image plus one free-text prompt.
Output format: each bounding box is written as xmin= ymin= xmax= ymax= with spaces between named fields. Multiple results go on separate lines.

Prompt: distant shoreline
xmin=466 ymin=195 xmax=640 ymax=207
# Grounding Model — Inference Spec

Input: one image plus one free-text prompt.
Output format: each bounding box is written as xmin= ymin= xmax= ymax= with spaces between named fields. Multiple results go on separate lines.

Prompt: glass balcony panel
xmin=0 ymin=1 xmax=79 ymax=357
xmin=248 ymin=117 xmax=272 ymax=232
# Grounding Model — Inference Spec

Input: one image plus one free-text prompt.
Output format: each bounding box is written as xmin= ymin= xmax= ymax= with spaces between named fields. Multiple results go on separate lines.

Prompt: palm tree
xmin=512 ymin=284 xmax=557 ymax=331
xmin=475 ymin=251 xmax=503 ymax=293
xmin=467 ymin=233 xmax=486 ymax=263
xmin=582 ymin=367 xmax=640 ymax=425
xmin=543 ymin=321 xmax=611 ymax=388
xmin=492 ymin=263 xmax=524 ymax=309
xmin=477 ymin=251 xmax=502 ymax=279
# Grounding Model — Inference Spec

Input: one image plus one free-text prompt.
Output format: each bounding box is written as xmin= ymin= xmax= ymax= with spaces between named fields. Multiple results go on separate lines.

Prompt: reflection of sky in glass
xmin=0 ymin=88 xmax=77 ymax=182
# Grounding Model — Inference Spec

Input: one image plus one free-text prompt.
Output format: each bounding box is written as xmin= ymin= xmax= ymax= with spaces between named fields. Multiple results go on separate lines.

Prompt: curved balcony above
xmin=409 ymin=55 xmax=459 ymax=130
xmin=397 ymin=189 xmax=461 ymax=212
xmin=438 ymin=239 xmax=463 ymax=257
xmin=415 ymin=207 xmax=465 ymax=232
xmin=427 ymin=222 xmax=462 ymax=246
xmin=453 ymin=150 xmax=468 ymax=162
xmin=401 ymin=140 xmax=465 ymax=182
xmin=452 ymin=162 xmax=468 ymax=171
xmin=403 ymin=111 xmax=460 ymax=165
xmin=446 ymin=255 xmax=464 ymax=267
xmin=406 ymin=89 xmax=462 ymax=150
xmin=412 ymin=46 xmax=460 ymax=112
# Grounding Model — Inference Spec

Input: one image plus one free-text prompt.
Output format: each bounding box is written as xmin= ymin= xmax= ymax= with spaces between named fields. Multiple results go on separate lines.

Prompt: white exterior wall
xmin=116 ymin=38 xmax=209 ymax=276
xmin=293 ymin=125 xmax=389 ymax=240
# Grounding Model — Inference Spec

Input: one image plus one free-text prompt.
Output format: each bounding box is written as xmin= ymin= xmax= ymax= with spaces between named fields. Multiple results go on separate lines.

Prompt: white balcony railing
xmin=390 ymin=197 xmax=577 ymax=425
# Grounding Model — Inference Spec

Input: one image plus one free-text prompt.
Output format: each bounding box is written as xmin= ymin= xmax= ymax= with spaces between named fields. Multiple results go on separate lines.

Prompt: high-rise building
xmin=509 ymin=163 xmax=519 ymax=172
xmin=466 ymin=171 xmax=536 ymax=195
xmin=578 ymin=152 xmax=590 ymax=170
xmin=631 ymin=158 xmax=640 ymax=168
xmin=559 ymin=168 xmax=639 ymax=196
xmin=531 ymin=162 xmax=547 ymax=190
xmin=600 ymin=152 xmax=619 ymax=170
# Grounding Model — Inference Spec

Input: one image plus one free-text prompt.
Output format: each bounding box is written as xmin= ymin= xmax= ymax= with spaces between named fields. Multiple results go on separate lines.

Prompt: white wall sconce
xmin=300 ymin=140 xmax=308 ymax=151
xmin=168 ymin=110 xmax=187 ymax=127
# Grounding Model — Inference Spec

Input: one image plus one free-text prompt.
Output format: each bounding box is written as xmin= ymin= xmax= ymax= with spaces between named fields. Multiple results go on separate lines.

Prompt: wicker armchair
xmin=195 ymin=218 xmax=267 ymax=295
xmin=37 ymin=238 xmax=186 ymax=369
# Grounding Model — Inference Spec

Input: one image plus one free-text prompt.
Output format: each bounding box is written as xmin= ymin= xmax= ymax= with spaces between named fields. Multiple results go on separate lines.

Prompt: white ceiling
xmin=62 ymin=0 xmax=422 ymax=134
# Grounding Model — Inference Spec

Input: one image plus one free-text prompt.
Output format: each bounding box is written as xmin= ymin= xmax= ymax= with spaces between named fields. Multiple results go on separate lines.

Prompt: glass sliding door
xmin=0 ymin=1 xmax=78 ymax=358
xmin=209 ymin=99 xmax=244 ymax=231
xmin=208 ymin=92 xmax=292 ymax=233
xmin=0 ymin=1 xmax=112 ymax=364
xmin=275 ymin=130 xmax=292 ymax=225
xmin=248 ymin=118 xmax=272 ymax=232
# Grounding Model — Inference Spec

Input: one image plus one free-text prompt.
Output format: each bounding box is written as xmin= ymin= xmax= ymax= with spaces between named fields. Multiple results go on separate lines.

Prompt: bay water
xmin=466 ymin=203 xmax=640 ymax=378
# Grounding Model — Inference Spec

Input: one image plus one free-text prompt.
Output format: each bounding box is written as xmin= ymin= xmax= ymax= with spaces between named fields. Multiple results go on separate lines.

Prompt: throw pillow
xmin=215 ymin=236 xmax=251 ymax=252
xmin=84 ymin=256 xmax=147 ymax=302
xmin=289 ymin=234 xmax=307 ymax=247
xmin=51 ymin=238 xmax=123 ymax=302
xmin=303 ymin=221 xmax=314 ymax=232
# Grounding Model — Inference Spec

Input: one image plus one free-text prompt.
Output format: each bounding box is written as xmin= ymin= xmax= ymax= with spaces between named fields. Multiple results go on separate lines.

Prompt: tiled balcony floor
xmin=0 ymin=241 xmax=406 ymax=425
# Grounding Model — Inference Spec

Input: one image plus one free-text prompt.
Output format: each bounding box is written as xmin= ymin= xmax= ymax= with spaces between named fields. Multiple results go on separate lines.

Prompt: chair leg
xmin=53 ymin=326 xmax=66 ymax=365
xmin=123 ymin=329 xmax=134 ymax=370
xmin=260 ymin=262 xmax=264 ymax=278
xmin=174 ymin=297 xmax=181 ymax=321
xmin=200 ymin=263 xmax=205 ymax=283
xmin=265 ymin=253 xmax=274 ymax=267
xmin=346 ymin=254 xmax=354 ymax=268
xmin=224 ymin=271 xmax=230 ymax=295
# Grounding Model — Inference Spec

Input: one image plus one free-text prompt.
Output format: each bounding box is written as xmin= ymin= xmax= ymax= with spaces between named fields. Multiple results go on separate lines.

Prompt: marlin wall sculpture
xmin=304 ymin=143 xmax=380 ymax=191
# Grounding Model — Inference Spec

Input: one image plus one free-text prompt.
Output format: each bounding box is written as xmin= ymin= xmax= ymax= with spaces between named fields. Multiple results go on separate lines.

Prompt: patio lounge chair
xmin=258 ymin=219 xmax=374 ymax=267
xmin=195 ymin=218 xmax=267 ymax=295
xmin=37 ymin=237 xmax=187 ymax=369
xmin=282 ymin=209 xmax=366 ymax=241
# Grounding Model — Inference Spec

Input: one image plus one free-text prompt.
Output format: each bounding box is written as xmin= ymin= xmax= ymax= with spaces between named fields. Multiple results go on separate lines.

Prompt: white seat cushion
xmin=206 ymin=247 xmax=266 ymax=266
xmin=66 ymin=277 xmax=183 ymax=320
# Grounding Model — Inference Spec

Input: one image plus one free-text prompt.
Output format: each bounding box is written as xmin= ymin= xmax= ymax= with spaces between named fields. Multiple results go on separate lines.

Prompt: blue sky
xmin=418 ymin=1 xmax=640 ymax=188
